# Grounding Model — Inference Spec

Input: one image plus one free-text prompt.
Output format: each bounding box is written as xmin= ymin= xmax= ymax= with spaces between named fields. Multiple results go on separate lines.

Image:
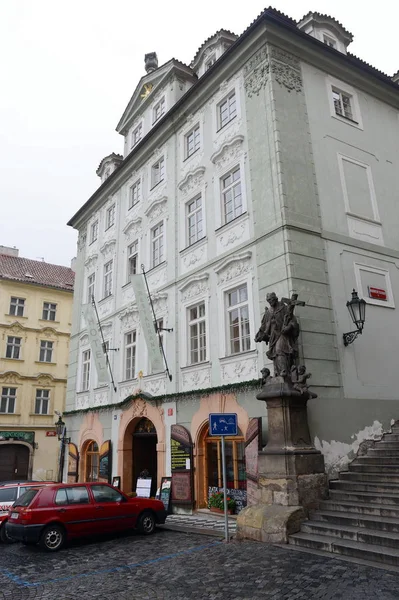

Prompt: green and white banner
xmin=130 ymin=274 xmax=164 ymax=373
xmin=82 ymin=303 xmax=109 ymax=385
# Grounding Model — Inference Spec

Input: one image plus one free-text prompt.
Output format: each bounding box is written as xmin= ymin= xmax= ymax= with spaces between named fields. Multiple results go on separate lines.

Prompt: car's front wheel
xmin=39 ymin=524 xmax=65 ymax=551
xmin=137 ymin=511 xmax=156 ymax=535
xmin=0 ymin=522 xmax=14 ymax=544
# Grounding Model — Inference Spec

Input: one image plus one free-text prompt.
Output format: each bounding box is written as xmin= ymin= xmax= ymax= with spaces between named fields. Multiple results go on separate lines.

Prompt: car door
xmin=54 ymin=486 xmax=97 ymax=538
xmin=89 ymin=484 xmax=136 ymax=533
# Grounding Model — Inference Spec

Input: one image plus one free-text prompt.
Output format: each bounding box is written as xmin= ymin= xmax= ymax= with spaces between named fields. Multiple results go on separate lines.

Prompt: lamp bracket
xmin=343 ymin=329 xmax=361 ymax=347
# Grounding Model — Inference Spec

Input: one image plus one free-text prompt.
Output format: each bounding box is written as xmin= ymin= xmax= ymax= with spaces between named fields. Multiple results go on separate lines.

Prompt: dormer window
xmin=205 ymin=54 xmax=216 ymax=70
xmin=323 ymin=34 xmax=337 ymax=48
xmin=153 ymin=97 xmax=166 ymax=124
xmin=131 ymin=123 xmax=142 ymax=148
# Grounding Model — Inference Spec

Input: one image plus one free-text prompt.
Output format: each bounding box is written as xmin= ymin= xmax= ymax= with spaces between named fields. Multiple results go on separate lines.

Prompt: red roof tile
xmin=0 ymin=254 xmax=75 ymax=291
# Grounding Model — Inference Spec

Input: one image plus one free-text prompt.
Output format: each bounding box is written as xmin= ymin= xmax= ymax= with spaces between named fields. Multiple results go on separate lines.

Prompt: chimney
xmin=145 ymin=52 xmax=158 ymax=74
xmin=0 ymin=245 xmax=19 ymax=257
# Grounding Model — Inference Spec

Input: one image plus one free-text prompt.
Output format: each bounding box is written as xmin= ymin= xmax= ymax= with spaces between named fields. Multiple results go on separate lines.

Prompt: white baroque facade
xmin=65 ymin=10 xmax=399 ymax=504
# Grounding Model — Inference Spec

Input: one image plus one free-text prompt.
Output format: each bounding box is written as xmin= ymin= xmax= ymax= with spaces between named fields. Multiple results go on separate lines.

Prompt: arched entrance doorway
xmin=133 ymin=418 xmax=158 ymax=497
xmin=197 ymin=423 xmax=246 ymax=508
xmin=0 ymin=443 xmax=30 ymax=481
xmin=83 ymin=440 xmax=100 ymax=482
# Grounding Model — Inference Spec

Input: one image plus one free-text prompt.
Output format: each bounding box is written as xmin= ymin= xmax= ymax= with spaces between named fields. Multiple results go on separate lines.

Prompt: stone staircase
xmin=289 ymin=423 xmax=399 ymax=567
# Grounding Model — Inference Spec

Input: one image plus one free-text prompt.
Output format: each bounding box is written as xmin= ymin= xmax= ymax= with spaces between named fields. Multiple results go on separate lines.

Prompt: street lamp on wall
xmin=55 ymin=416 xmax=71 ymax=483
xmin=343 ymin=289 xmax=366 ymax=346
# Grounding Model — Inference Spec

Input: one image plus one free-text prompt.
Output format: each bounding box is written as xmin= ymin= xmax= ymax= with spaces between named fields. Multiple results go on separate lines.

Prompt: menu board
xmin=170 ymin=425 xmax=193 ymax=506
xmin=160 ymin=477 xmax=172 ymax=513
xmin=136 ymin=478 xmax=152 ymax=498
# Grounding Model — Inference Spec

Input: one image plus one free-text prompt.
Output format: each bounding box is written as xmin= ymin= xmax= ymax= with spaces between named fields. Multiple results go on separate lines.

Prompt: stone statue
xmin=255 ymin=292 xmax=304 ymax=377
xmin=291 ymin=365 xmax=312 ymax=394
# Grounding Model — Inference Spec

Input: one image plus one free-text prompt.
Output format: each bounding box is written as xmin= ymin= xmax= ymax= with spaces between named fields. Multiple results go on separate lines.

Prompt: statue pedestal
xmin=237 ymin=377 xmax=327 ymax=543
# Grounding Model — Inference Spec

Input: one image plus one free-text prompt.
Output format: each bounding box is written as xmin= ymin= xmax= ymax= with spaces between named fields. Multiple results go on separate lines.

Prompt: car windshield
xmin=0 ymin=487 xmax=17 ymax=502
xmin=14 ymin=489 xmax=39 ymax=507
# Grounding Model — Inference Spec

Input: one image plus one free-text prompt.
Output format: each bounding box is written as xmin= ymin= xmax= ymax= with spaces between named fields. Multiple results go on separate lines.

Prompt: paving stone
xmin=1 ymin=529 xmax=399 ymax=599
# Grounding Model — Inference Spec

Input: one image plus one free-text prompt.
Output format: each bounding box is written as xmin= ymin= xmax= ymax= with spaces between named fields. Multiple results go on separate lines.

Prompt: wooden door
xmin=0 ymin=444 xmax=29 ymax=481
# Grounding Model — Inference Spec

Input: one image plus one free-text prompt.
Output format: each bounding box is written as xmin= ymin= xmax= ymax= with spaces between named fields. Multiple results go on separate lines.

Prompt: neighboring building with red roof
xmin=0 ymin=246 xmax=75 ymax=483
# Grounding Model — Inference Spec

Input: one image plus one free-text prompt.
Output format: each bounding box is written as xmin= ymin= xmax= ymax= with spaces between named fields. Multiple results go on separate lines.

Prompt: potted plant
xmin=208 ymin=491 xmax=236 ymax=515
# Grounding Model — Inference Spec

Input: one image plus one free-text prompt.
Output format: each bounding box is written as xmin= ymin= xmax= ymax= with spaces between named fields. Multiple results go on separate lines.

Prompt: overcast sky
xmin=1 ymin=0 xmax=397 ymax=268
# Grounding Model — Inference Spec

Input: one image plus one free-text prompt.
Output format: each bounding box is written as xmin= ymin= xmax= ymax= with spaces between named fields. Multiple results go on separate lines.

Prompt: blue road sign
xmin=209 ymin=413 xmax=238 ymax=436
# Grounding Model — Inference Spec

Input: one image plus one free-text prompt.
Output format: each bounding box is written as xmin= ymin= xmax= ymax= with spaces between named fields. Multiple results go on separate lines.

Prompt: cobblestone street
xmin=1 ymin=529 xmax=399 ymax=599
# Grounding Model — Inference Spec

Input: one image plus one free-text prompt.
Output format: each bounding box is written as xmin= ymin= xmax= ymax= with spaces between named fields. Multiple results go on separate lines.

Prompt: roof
xmin=297 ymin=11 xmax=354 ymax=41
xmin=0 ymin=254 xmax=75 ymax=292
xmin=68 ymin=7 xmax=399 ymax=228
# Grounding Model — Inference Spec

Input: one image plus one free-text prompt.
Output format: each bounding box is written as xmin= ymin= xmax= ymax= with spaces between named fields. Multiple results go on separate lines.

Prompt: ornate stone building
xmin=65 ymin=9 xmax=399 ymax=511
xmin=0 ymin=246 xmax=74 ymax=481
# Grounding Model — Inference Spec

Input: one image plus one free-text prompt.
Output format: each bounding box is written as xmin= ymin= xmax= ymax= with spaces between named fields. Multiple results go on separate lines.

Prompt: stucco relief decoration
xmin=211 ymin=135 xmax=244 ymax=171
xmin=244 ymin=47 xmax=269 ymax=98
xmin=101 ymin=322 xmax=113 ymax=337
xmin=1 ymin=372 xmax=19 ymax=385
xmin=181 ymin=152 xmax=203 ymax=180
xmin=118 ymin=304 xmax=139 ymax=331
xmin=41 ymin=327 xmax=57 ymax=339
xmin=145 ymin=377 xmax=166 ymax=396
xmin=94 ymin=391 xmax=109 ymax=406
xmin=178 ymin=167 xmax=206 ymax=197
xmin=221 ymin=357 xmax=257 ymax=381
xmin=182 ymin=367 xmax=211 ymax=389
xmin=132 ymin=398 xmax=148 ymax=418
xmin=152 ymin=146 xmax=164 ymax=160
xmin=144 ymin=197 xmax=167 ymax=222
xmin=99 ymin=299 xmax=112 ymax=316
xmin=219 ymin=221 xmax=246 ymax=248
xmin=77 ymin=233 xmax=87 ymax=252
xmin=123 ymin=217 xmax=142 ymax=240
xmin=148 ymin=266 xmax=167 ymax=289
xmin=179 ymin=273 xmax=209 ymax=302
xmin=100 ymin=239 xmax=116 ymax=257
xmin=269 ymin=46 xmax=302 ymax=93
xmin=183 ymin=245 xmax=205 ymax=269
xmin=215 ymin=251 xmax=252 ymax=284
xmin=84 ymin=254 xmax=98 ymax=270
xmin=76 ymin=395 xmax=90 ymax=410
xmin=37 ymin=375 xmax=53 ymax=387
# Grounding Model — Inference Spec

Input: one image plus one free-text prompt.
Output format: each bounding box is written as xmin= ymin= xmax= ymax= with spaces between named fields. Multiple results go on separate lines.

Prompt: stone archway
xmin=118 ymin=398 xmax=165 ymax=494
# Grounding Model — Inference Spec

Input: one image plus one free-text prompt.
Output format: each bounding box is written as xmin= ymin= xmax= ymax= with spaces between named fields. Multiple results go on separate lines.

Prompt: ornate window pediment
xmin=118 ymin=304 xmax=139 ymax=330
xmin=211 ymin=135 xmax=244 ymax=170
xmin=100 ymin=239 xmax=116 ymax=257
xmin=85 ymin=253 xmax=98 ymax=269
xmin=144 ymin=197 xmax=167 ymax=221
xmin=179 ymin=272 xmax=209 ymax=302
xmin=178 ymin=166 xmax=206 ymax=196
xmin=214 ymin=251 xmax=252 ymax=284
xmin=123 ymin=217 xmax=142 ymax=238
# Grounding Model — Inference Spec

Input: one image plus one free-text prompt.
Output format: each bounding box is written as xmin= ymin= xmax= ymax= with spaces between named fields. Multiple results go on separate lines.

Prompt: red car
xmin=6 ymin=482 xmax=167 ymax=551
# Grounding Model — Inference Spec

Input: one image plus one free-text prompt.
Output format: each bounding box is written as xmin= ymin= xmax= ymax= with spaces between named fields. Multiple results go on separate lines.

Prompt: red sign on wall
xmin=167 ymin=408 xmax=173 ymax=416
xmin=368 ymin=286 xmax=387 ymax=301
xmin=46 ymin=431 xmax=57 ymax=437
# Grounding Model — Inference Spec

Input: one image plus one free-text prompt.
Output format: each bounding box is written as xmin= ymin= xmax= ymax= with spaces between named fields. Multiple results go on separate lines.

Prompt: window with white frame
xmin=42 ymin=302 xmax=57 ymax=321
xmin=87 ymin=273 xmax=95 ymax=303
xmin=35 ymin=389 xmax=49 ymax=415
xmin=0 ymin=387 xmax=16 ymax=413
xmin=153 ymin=97 xmax=165 ymax=123
xmin=226 ymin=284 xmax=251 ymax=355
xmin=129 ymin=180 xmax=141 ymax=209
xmin=188 ymin=302 xmax=206 ymax=364
xmin=218 ymin=91 xmax=236 ymax=129
xmin=185 ymin=124 xmax=200 ymax=158
xmin=6 ymin=336 xmax=21 ymax=359
xmin=39 ymin=340 xmax=53 ymax=363
xmin=151 ymin=157 xmax=165 ymax=188
xmin=221 ymin=166 xmax=243 ymax=224
xmin=205 ymin=54 xmax=216 ymax=70
xmin=124 ymin=330 xmax=136 ymax=380
xmin=332 ymin=88 xmax=354 ymax=121
xmin=103 ymin=260 xmax=113 ymax=297
xmin=9 ymin=297 xmax=25 ymax=317
xmin=127 ymin=241 xmax=138 ymax=278
xmin=151 ymin=222 xmax=164 ymax=268
xmin=105 ymin=204 xmax=115 ymax=229
xmin=81 ymin=350 xmax=91 ymax=391
xmin=186 ymin=196 xmax=203 ymax=246
xmin=323 ymin=34 xmax=337 ymax=48
xmin=131 ymin=123 xmax=142 ymax=148
xmin=90 ymin=220 xmax=98 ymax=244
